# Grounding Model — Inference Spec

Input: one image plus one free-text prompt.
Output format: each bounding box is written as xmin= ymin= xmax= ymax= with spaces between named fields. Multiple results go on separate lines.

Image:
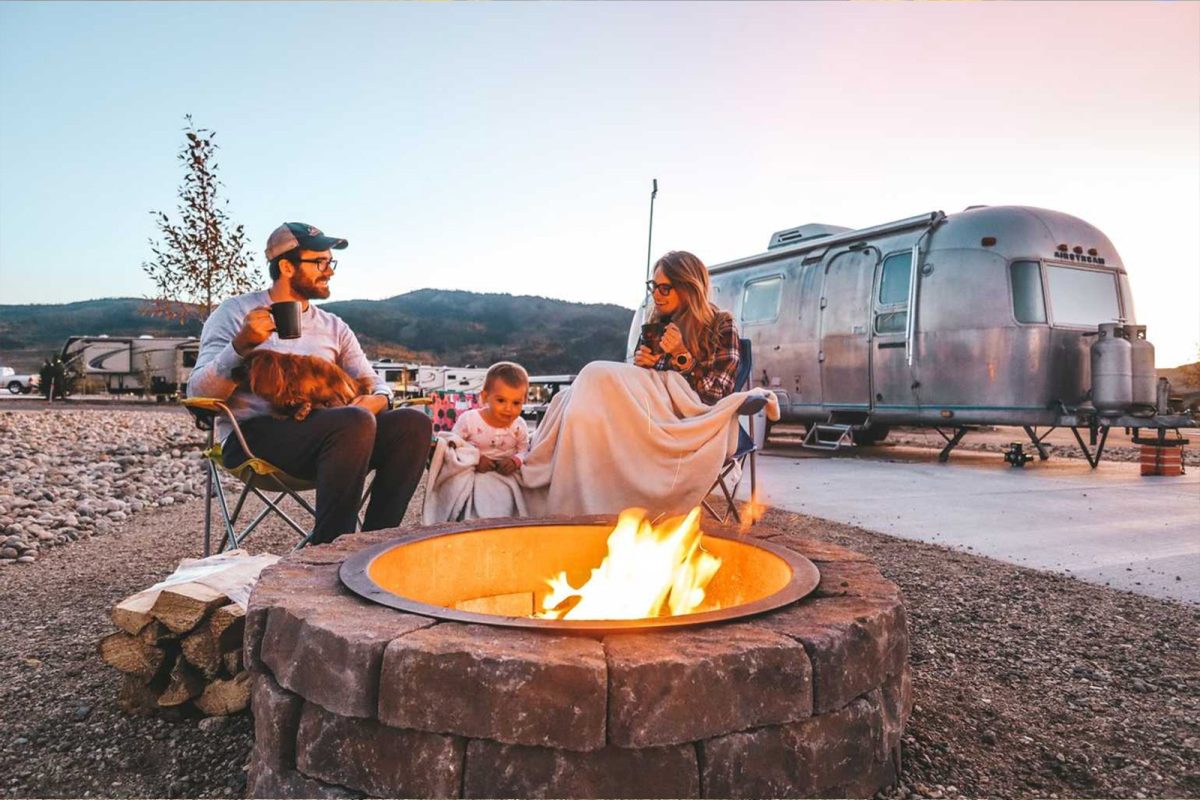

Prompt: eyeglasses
xmin=299 ymin=258 xmax=338 ymax=273
xmin=645 ymin=280 xmax=674 ymax=297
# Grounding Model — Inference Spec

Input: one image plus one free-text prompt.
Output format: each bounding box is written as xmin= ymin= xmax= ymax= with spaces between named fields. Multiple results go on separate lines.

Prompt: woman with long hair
xmin=633 ymin=250 xmax=741 ymax=404
xmin=518 ymin=250 xmax=770 ymax=517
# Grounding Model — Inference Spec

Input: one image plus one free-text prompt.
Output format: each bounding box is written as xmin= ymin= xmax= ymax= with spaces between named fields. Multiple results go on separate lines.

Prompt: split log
xmin=150 ymin=583 xmax=229 ymax=635
xmin=138 ymin=621 xmax=173 ymax=647
xmin=111 ymin=590 xmax=160 ymax=635
xmin=117 ymin=674 xmax=163 ymax=717
xmin=222 ymin=649 xmax=244 ymax=677
xmin=194 ymin=671 xmax=251 ymax=716
xmin=98 ymin=632 xmax=164 ymax=677
xmin=209 ymin=603 xmax=246 ymax=650
xmin=158 ymin=658 xmax=205 ymax=707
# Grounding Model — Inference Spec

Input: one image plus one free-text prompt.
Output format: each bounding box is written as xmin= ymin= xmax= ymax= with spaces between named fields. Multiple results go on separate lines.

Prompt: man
xmin=188 ymin=222 xmax=432 ymax=543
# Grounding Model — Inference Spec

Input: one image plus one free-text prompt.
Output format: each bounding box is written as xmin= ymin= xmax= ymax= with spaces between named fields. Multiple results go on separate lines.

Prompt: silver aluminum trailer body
xmin=627 ymin=205 xmax=1193 ymax=458
xmin=61 ymin=335 xmax=199 ymax=397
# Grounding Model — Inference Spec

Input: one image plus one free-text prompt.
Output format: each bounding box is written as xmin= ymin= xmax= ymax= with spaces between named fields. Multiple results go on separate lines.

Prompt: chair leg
xmin=247 ymin=486 xmax=319 ymax=544
xmin=203 ymin=460 xmax=215 ymax=557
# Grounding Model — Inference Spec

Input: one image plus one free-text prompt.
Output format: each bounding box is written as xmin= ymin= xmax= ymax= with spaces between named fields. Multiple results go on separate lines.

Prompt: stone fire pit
xmin=244 ymin=518 xmax=911 ymax=799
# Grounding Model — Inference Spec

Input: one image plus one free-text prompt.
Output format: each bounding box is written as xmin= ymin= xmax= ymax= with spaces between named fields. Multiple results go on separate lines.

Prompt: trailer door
xmin=818 ymin=249 xmax=876 ymax=409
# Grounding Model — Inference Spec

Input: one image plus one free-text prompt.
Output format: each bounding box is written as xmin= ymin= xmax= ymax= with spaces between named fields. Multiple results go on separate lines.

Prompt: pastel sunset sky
xmin=1 ymin=1 xmax=1197 ymax=365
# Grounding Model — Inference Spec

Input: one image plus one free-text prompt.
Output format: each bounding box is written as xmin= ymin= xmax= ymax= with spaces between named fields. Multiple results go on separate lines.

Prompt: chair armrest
xmin=182 ymin=397 xmax=257 ymax=461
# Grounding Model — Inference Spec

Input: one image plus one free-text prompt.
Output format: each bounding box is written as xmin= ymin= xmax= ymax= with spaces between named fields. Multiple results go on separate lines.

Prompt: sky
xmin=0 ymin=1 xmax=1197 ymax=366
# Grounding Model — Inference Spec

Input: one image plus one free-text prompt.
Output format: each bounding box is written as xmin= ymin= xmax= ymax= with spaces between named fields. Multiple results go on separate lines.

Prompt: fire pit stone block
xmin=261 ymin=591 xmax=435 ymax=719
xmin=700 ymin=692 xmax=899 ymax=799
xmin=247 ymin=756 xmax=363 ymax=799
xmin=604 ymin=625 xmax=813 ymax=748
xmin=463 ymin=739 xmax=701 ymax=799
xmin=245 ymin=561 xmax=341 ymax=673
xmin=752 ymin=595 xmax=908 ymax=714
xmin=295 ymin=701 xmax=465 ymax=798
xmin=251 ymin=672 xmax=304 ymax=770
xmin=378 ymin=622 xmax=608 ymax=751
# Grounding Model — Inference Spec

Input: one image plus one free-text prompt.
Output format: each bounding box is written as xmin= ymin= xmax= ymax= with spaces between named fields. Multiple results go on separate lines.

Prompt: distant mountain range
xmin=0 ymin=291 xmax=635 ymax=373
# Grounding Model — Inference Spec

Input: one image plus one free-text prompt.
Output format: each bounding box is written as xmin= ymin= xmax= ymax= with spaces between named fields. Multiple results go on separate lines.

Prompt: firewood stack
xmin=100 ymin=582 xmax=250 ymax=717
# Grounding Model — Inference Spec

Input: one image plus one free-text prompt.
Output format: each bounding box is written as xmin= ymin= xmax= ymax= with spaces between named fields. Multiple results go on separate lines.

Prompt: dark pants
xmin=222 ymin=407 xmax=433 ymax=545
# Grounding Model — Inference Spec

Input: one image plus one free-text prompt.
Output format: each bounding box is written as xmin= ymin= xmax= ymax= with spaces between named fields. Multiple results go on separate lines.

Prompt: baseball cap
xmin=265 ymin=222 xmax=349 ymax=261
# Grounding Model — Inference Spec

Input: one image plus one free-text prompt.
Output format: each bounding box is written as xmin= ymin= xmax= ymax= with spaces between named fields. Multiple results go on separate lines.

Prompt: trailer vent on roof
xmin=768 ymin=224 xmax=853 ymax=250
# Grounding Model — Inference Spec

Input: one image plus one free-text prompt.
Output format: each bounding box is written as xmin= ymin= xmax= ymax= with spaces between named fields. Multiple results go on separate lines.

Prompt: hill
xmin=0 ymin=291 xmax=635 ymax=374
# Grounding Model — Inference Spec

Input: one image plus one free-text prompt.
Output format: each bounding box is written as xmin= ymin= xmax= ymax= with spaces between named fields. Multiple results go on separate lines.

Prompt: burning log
xmin=100 ymin=588 xmax=252 ymax=717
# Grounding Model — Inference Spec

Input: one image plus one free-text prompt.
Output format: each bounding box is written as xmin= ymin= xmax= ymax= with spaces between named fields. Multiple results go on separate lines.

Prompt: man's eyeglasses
xmin=299 ymin=258 xmax=338 ymax=273
xmin=645 ymin=280 xmax=674 ymax=297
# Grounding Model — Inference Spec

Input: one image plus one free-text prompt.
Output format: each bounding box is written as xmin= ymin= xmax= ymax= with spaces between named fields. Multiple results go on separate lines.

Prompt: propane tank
xmin=1126 ymin=324 xmax=1157 ymax=413
xmin=1091 ymin=323 xmax=1132 ymax=414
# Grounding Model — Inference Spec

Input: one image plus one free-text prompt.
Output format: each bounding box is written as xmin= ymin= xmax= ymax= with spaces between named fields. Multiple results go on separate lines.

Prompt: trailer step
xmin=802 ymin=423 xmax=855 ymax=451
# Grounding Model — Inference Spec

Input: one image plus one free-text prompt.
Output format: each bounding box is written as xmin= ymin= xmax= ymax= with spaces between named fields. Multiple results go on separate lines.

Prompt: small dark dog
xmin=236 ymin=350 xmax=376 ymax=421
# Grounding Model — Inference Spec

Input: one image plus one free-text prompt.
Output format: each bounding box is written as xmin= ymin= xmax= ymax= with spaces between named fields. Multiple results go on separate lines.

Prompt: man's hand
xmin=659 ymin=322 xmax=685 ymax=355
xmin=350 ymin=394 xmax=389 ymax=415
xmin=633 ymin=345 xmax=658 ymax=368
xmin=232 ymin=307 xmax=275 ymax=356
xmin=495 ymin=457 xmax=520 ymax=476
xmin=475 ymin=454 xmax=496 ymax=473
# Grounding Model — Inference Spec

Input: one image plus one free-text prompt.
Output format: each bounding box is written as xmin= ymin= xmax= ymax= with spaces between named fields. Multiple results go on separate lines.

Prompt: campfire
xmin=340 ymin=510 xmax=818 ymax=631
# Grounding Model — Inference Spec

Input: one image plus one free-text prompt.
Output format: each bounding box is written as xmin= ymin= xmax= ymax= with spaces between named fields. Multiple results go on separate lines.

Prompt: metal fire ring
xmin=339 ymin=516 xmax=820 ymax=634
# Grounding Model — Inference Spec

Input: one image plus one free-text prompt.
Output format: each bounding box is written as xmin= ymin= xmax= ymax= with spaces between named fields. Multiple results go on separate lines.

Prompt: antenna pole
xmin=645 ymin=179 xmax=659 ymax=282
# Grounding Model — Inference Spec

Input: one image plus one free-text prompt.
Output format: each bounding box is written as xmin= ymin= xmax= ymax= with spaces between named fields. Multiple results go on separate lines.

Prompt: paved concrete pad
xmin=744 ymin=445 xmax=1200 ymax=604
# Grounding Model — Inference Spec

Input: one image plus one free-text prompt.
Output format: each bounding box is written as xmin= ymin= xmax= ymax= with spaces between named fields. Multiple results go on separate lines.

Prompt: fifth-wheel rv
xmin=60 ymin=335 xmax=199 ymax=399
xmin=627 ymin=205 xmax=1194 ymax=464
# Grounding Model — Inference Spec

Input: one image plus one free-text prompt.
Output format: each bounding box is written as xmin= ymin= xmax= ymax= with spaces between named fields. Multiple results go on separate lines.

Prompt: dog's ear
xmin=248 ymin=351 xmax=289 ymax=403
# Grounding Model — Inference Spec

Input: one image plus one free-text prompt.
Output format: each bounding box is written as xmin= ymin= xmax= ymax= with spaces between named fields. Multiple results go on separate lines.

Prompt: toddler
xmin=452 ymin=362 xmax=530 ymax=475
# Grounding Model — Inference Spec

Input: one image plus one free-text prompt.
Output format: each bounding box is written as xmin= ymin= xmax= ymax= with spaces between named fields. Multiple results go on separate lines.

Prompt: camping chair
xmin=183 ymin=398 xmax=321 ymax=555
xmin=702 ymin=338 xmax=764 ymax=525
xmin=185 ymin=396 xmax=437 ymax=555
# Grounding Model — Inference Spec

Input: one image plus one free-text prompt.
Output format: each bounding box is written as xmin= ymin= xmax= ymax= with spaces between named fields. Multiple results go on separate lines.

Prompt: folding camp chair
xmin=184 ymin=398 xmax=321 ymax=555
xmin=185 ymin=396 xmax=436 ymax=555
xmin=702 ymin=338 xmax=764 ymax=525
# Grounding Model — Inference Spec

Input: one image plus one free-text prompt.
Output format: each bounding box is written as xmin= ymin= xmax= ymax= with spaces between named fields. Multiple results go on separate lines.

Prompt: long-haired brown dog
xmin=236 ymin=350 xmax=377 ymax=421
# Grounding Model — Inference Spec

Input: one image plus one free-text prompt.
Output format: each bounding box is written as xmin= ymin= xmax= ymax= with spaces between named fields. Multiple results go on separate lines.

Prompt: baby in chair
xmin=452 ymin=362 xmax=530 ymax=475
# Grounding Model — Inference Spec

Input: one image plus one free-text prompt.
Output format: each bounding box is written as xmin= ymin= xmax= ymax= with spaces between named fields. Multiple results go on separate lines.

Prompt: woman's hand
xmin=633 ymin=346 xmax=658 ymax=368
xmin=659 ymin=323 xmax=685 ymax=355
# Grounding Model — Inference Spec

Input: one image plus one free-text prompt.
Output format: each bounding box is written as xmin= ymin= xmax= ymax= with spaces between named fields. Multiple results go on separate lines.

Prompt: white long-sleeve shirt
xmin=187 ymin=291 xmax=390 ymax=444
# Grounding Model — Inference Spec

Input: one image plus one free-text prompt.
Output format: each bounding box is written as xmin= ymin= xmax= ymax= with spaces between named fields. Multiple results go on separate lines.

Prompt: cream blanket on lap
xmin=422 ymin=433 xmax=529 ymax=523
xmin=519 ymin=361 xmax=779 ymax=517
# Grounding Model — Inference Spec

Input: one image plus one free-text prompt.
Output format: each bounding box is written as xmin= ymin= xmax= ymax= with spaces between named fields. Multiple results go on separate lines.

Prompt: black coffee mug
xmin=270 ymin=301 xmax=302 ymax=340
xmin=638 ymin=322 xmax=666 ymax=354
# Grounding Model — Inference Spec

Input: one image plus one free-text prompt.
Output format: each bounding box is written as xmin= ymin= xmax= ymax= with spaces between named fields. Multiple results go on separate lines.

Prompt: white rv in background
xmin=60 ymin=335 xmax=199 ymax=399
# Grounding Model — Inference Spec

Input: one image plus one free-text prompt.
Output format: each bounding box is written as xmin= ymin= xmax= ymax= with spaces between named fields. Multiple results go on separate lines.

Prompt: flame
xmin=739 ymin=490 xmax=768 ymax=533
xmin=534 ymin=507 xmax=722 ymax=621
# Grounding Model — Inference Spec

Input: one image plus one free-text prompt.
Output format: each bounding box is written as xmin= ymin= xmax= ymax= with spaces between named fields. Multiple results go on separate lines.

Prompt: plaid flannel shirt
xmin=655 ymin=311 xmax=741 ymax=405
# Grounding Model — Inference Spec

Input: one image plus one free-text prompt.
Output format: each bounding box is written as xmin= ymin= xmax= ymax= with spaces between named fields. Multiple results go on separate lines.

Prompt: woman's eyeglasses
xmin=645 ymin=280 xmax=674 ymax=297
xmin=299 ymin=258 xmax=338 ymax=273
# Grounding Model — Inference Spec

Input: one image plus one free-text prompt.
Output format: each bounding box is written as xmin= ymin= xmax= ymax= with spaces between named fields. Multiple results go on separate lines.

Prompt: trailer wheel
xmin=7 ymin=381 xmax=22 ymax=394
xmin=853 ymin=426 xmax=891 ymax=446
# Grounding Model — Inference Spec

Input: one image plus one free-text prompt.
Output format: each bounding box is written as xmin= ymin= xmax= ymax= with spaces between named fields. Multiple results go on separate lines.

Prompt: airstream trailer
xmin=628 ymin=205 xmax=1194 ymax=464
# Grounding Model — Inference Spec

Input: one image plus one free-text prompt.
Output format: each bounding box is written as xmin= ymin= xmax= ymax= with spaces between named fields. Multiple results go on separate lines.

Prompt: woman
xmin=633 ymin=251 xmax=742 ymax=405
xmin=518 ymin=250 xmax=770 ymax=517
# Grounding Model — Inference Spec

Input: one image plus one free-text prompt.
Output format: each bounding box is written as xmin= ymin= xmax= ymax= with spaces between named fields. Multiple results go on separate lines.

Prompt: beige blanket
xmin=519 ymin=361 xmax=779 ymax=517
xmin=422 ymin=432 xmax=529 ymax=524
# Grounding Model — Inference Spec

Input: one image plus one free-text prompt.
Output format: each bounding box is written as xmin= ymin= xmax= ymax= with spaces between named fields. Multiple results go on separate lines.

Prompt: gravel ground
xmin=0 ymin=407 xmax=1196 ymax=799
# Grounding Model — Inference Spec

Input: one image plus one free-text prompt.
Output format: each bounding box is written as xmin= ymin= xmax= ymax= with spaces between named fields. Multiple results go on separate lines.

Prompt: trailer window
xmin=181 ymin=351 xmax=198 ymax=368
xmin=1046 ymin=265 xmax=1121 ymax=327
xmin=1009 ymin=261 xmax=1047 ymax=323
xmin=878 ymin=252 xmax=911 ymax=305
xmin=875 ymin=310 xmax=906 ymax=335
xmin=741 ymin=276 xmax=782 ymax=323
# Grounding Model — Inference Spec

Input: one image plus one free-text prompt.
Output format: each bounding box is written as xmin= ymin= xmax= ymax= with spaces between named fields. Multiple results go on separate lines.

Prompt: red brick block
xmin=261 ymin=587 xmax=434 ymax=719
xmin=463 ymin=739 xmax=700 ymax=799
xmin=379 ymin=623 xmax=608 ymax=752
xmin=295 ymin=701 xmax=464 ymax=798
xmin=250 ymin=672 xmax=303 ymax=770
xmin=751 ymin=596 xmax=908 ymax=714
xmin=605 ymin=624 xmax=812 ymax=748
xmin=701 ymin=696 xmax=895 ymax=798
